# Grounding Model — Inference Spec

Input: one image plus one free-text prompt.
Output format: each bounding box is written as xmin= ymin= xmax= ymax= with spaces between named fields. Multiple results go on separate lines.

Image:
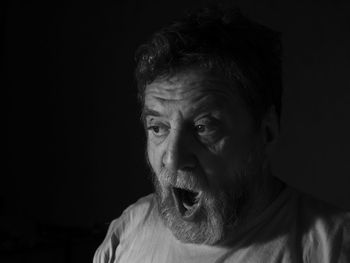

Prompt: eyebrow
xmin=141 ymin=102 xmax=223 ymax=124
xmin=141 ymin=107 xmax=162 ymax=124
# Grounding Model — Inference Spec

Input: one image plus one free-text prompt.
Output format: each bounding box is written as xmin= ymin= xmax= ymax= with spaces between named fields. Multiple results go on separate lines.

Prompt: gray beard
xmin=150 ymin=142 xmax=266 ymax=245
xmin=152 ymin=169 xmax=251 ymax=245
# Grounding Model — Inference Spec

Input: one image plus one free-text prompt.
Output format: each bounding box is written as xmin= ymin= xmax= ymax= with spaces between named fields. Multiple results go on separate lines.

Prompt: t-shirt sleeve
xmin=339 ymin=214 xmax=350 ymax=263
xmin=93 ymin=218 xmax=122 ymax=263
xmin=297 ymin=192 xmax=350 ymax=263
xmin=92 ymin=194 xmax=155 ymax=263
xmin=315 ymin=211 xmax=350 ymax=263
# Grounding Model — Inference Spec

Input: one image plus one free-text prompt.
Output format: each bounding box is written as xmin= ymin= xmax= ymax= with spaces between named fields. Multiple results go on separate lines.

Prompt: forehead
xmin=144 ymin=69 xmax=245 ymax=112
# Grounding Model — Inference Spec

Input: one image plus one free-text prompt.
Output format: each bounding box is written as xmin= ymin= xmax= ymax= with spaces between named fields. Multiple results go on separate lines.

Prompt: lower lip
xmin=182 ymin=201 xmax=202 ymax=221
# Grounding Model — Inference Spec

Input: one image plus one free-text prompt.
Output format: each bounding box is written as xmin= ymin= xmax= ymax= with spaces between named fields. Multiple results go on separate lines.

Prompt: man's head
xmin=135 ymin=7 xmax=282 ymax=245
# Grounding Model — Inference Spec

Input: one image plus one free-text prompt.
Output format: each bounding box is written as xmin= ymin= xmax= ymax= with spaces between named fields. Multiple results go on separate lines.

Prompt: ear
xmin=261 ymin=106 xmax=280 ymax=154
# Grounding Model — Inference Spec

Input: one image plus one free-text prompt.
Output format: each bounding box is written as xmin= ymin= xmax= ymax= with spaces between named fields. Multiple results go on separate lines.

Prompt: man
xmin=94 ymin=7 xmax=349 ymax=263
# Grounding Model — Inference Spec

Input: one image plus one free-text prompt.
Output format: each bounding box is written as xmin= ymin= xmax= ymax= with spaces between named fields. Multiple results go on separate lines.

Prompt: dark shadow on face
xmin=143 ymin=69 xmax=273 ymax=245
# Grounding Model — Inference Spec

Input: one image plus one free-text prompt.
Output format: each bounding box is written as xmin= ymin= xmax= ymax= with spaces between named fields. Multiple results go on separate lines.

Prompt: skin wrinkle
xmin=145 ymin=69 xmax=280 ymax=245
xmin=146 ymin=77 xmax=241 ymax=104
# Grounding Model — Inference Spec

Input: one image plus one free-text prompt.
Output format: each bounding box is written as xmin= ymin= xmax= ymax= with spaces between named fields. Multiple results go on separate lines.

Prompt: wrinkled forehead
xmin=144 ymin=69 xmax=244 ymax=109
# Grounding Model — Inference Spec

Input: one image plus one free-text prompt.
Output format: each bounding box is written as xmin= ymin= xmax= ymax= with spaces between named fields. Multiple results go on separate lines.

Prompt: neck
xmin=220 ymin=167 xmax=285 ymax=246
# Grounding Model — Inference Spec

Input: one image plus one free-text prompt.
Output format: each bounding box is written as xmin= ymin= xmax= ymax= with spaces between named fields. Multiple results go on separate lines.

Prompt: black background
xmin=4 ymin=0 xmax=350 ymax=262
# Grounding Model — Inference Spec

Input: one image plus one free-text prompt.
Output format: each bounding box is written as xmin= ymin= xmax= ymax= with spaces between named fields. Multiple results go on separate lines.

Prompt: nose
xmin=162 ymin=126 xmax=197 ymax=173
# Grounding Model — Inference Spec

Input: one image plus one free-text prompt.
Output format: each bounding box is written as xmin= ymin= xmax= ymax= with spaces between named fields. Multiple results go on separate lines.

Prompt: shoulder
xmin=295 ymin=188 xmax=349 ymax=231
xmin=119 ymin=193 xmax=158 ymax=234
xmin=292 ymin=189 xmax=350 ymax=262
xmin=93 ymin=194 xmax=157 ymax=263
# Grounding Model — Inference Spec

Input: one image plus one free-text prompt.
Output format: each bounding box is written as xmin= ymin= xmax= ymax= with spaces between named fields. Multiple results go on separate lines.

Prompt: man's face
xmin=143 ymin=69 xmax=266 ymax=245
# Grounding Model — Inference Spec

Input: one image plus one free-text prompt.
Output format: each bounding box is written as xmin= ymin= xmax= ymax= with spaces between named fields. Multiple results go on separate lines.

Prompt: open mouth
xmin=172 ymin=187 xmax=202 ymax=220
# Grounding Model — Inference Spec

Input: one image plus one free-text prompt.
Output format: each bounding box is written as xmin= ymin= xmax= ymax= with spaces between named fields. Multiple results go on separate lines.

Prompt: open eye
xmin=195 ymin=121 xmax=216 ymax=136
xmin=195 ymin=124 xmax=207 ymax=134
xmin=194 ymin=117 xmax=222 ymax=141
xmin=147 ymin=124 xmax=169 ymax=137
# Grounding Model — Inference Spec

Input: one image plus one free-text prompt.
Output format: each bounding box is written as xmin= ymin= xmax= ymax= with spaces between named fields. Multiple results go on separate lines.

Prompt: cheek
xmin=199 ymin=136 xmax=256 ymax=186
xmin=198 ymin=138 xmax=232 ymax=186
xmin=147 ymin=141 xmax=161 ymax=173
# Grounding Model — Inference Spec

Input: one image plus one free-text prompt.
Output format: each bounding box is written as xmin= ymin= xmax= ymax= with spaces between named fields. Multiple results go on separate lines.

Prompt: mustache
xmin=155 ymin=167 xmax=206 ymax=191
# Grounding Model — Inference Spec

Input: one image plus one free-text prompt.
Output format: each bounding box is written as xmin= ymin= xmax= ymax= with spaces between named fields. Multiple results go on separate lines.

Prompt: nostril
xmin=163 ymin=151 xmax=197 ymax=172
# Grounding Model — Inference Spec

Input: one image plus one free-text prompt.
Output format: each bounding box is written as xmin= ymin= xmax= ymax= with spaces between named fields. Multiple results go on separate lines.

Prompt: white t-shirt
xmin=93 ymin=187 xmax=349 ymax=263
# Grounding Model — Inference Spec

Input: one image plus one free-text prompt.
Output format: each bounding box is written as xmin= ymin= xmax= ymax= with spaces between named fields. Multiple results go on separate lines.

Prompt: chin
xmin=150 ymin=160 xmax=256 ymax=245
xmin=155 ymin=182 xmax=235 ymax=245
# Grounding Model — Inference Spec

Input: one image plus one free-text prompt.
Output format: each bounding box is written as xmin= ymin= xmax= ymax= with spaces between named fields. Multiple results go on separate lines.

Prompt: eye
xmin=194 ymin=118 xmax=221 ymax=139
xmin=147 ymin=124 xmax=169 ymax=137
xmin=195 ymin=124 xmax=207 ymax=134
